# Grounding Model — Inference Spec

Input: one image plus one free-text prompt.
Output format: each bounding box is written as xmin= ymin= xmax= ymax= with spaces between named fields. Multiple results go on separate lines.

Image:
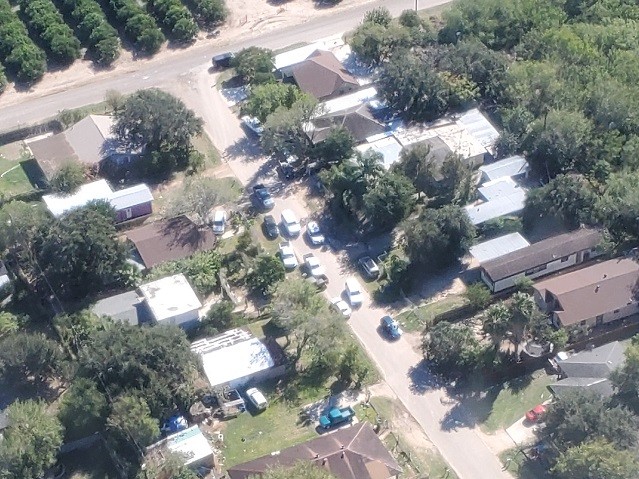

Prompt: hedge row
xmin=57 ymin=0 xmax=121 ymax=65
xmin=19 ymin=0 xmax=81 ymax=65
xmin=108 ymin=0 xmax=165 ymax=54
xmin=189 ymin=0 xmax=227 ymax=27
xmin=147 ymin=0 xmax=198 ymax=43
xmin=0 ymin=0 xmax=47 ymax=83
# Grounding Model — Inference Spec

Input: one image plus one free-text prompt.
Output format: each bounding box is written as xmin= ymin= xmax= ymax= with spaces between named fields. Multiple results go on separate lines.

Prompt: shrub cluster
xmin=147 ymin=0 xmax=198 ymax=43
xmin=189 ymin=0 xmax=226 ymax=27
xmin=0 ymin=0 xmax=47 ymax=83
xmin=108 ymin=0 xmax=165 ymax=54
xmin=0 ymin=64 xmax=7 ymax=94
xmin=19 ymin=0 xmax=81 ymax=65
xmin=57 ymin=0 xmax=121 ymax=65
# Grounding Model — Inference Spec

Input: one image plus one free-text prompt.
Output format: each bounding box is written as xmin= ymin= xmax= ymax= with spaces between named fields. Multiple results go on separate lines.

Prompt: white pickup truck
xmin=278 ymin=241 xmax=298 ymax=269
xmin=303 ymin=253 xmax=326 ymax=277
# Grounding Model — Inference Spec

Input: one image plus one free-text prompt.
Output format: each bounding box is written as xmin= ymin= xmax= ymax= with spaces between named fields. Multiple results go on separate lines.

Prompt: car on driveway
xmin=262 ymin=215 xmax=279 ymax=239
xmin=525 ymin=404 xmax=547 ymax=423
xmin=358 ymin=256 xmax=380 ymax=279
xmin=253 ymin=184 xmax=274 ymax=210
xmin=381 ymin=315 xmax=402 ymax=340
xmin=303 ymin=253 xmax=326 ymax=277
xmin=278 ymin=241 xmax=298 ymax=269
xmin=241 ymin=115 xmax=264 ymax=136
xmin=246 ymin=387 xmax=268 ymax=411
xmin=212 ymin=210 xmax=227 ymax=235
xmin=345 ymin=277 xmax=363 ymax=307
xmin=281 ymin=209 xmax=301 ymax=237
xmin=331 ymin=297 xmax=352 ymax=318
xmin=306 ymin=221 xmax=325 ymax=246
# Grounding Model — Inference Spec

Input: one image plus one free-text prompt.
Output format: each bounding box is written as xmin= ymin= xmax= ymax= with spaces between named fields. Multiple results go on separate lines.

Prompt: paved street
xmin=0 ymin=0 xmax=451 ymax=132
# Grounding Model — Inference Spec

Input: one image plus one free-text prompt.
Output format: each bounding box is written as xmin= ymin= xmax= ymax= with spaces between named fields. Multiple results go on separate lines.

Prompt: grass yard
xmin=481 ymin=374 xmax=554 ymax=433
xmin=396 ymin=294 xmax=469 ymax=332
xmin=499 ymin=447 xmax=552 ymax=479
xmin=192 ymin=132 xmax=221 ymax=168
xmin=0 ymin=142 xmax=36 ymax=198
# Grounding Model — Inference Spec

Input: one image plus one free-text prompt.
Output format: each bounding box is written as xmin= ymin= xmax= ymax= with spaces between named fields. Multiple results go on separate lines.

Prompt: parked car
xmin=281 ymin=209 xmax=301 ymax=237
xmin=303 ymin=253 xmax=326 ymax=277
xmin=331 ymin=297 xmax=352 ymax=319
xmin=306 ymin=274 xmax=329 ymax=291
xmin=306 ymin=221 xmax=325 ymax=246
xmin=241 ymin=115 xmax=264 ymax=136
xmin=319 ymin=406 xmax=355 ymax=429
xmin=278 ymin=241 xmax=298 ymax=269
xmin=253 ymin=184 xmax=274 ymax=210
xmin=358 ymin=256 xmax=380 ymax=279
xmin=345 ymin=277 xmax=363 ymax=307
xmin=380 ymin=315 xmax=402 ymax=340
xmin=212 ymin=51 xmax=234 ymax=69
xmin=525 ymin=404 xmax=547 ymax=423
xmin=262 ymin=214 xmax=279 ymax=239
xmin=212 ymin=210 xmax=227 ymax=234
xmin=245 ymin=387 xmax=268 ymax=410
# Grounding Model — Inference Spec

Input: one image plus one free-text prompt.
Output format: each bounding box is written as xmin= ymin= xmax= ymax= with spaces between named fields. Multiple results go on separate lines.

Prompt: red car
xmin=525 ymin=404 xmax=547 ymax=423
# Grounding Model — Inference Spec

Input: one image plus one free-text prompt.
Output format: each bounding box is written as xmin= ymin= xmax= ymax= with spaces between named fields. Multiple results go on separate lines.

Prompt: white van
xmin=345 ymin=277 xmax=363 ymax=307
xmin=212 ymin=210 xmax=227 ymax=234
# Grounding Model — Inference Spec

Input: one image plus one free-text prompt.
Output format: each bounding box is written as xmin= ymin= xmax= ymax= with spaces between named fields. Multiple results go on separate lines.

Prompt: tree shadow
xmin=407 ymin=359 xmax=442 ymax=395
xmin=440 ymin=382 xmax=504 ymax=431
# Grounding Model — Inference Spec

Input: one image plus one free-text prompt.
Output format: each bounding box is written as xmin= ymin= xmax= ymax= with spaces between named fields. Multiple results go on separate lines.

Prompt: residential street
xmin=0 ymin=0 xmax=452 ymax=132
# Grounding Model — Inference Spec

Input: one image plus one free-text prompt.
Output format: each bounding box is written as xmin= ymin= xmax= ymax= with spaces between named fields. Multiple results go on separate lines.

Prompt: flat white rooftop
xmin=464 ymin=188 xmax=526 ymax=225
xmin=480 ymin=155 xmax=529 ymax=182
xmin=356 ymin=135 xmax=403 ymax=170
xmin=139 ymin=274 xmax=201 ymax=323
xmin=456 ymin=108 xmax=499 ymax=154
xmin=319 ymin=87 xmax=378 ymax=115
xmin=43 ymin=179 xmax=113 ymax=217
xmin=191 ymin=328 xmax=275 ymax=387
xmin=478 ymin=177 xmax=522 ymax=201
xmin=469 ymin=233 xmax=530 ymax=263
xmin=274 ymin=36 xmax=344 ymax=70
xmin=166 ymin=426 xmax=213 ymax=466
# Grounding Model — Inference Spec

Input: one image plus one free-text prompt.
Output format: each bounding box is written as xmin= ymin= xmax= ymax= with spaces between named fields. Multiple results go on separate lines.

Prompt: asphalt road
xmin=0 ymin=0 xmax=451 ymax=132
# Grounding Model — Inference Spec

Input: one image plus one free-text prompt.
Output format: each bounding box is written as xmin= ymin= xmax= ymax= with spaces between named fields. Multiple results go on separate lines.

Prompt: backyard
xmin=0 ymin=142 xmax=39 ymax=199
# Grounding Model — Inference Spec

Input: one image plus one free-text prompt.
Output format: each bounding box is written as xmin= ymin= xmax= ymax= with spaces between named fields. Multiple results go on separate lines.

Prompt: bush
xmin=463 ymin=283 xmax=492 ymax=311
xmin=20 ymin=0 xmax=81 ymax=64
xmin=147 ymin=0 xmax=198 ymax=43
xmin=49 ymin=162 xmax=85 ymax=194
xmin=147 ymin=250 xmax=222 ymax=296
xmin=187 ymin=0 xmax=227 ymax=26
xmin=0 ymin=64 xmax=7 ymax=94
xmin=108 ymin=0 xmax=165 ymax=54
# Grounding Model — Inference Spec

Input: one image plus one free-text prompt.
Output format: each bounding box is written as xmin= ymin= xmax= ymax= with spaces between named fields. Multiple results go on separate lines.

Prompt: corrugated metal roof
xmin=43 ymin=179 xmax=113 ymax=217
xmin=356 ymin=135 xmax=403 ymax=170
xmin=456 ymin=108 xmax=499 ymax=154
xmin=109 ymin=184 xmax=153 ymax=210
xmin=469 ymin=233 xmax=530 ymax=263
xmin=480 ymin=155 xmax=530 ymax=182
xmin=478 ymin=177 xmax=522 ymax=201
xmin=464 ymin=188 xmax=526 ymax=225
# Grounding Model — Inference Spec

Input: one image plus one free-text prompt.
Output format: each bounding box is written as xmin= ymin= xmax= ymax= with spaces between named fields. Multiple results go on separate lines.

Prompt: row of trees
xmin=0 ymin=0 xmax=47 ymax=83
xmin=147 ymin=0 xmax=198 ymax=43
xmin=108 ymin=0 xmax=165 ymax=54
xmin=57 ymin=0 xmax=122 ymax=65
xmin=186 ymin=0 xmax=227 ymax=27
xmin=20 ymin=0 xmax=81 ymax=65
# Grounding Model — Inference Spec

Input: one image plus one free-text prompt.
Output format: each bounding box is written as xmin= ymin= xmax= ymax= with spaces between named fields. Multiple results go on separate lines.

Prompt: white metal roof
xmin=109 ymin=184 xmax=153 ymax=210
xmin=139 ymin=274 xmax=201 ymax=323
xmin=469 ymin=233 xmax=530 ymax=263
xmin=319 ymin=87 xmax=377 ymax=115
xmin=356 ymin=135 xmax=403 ymax=170
xmin=273 ymin=36 xmax=344 ymax=70
xmin=43 ymin=179 xmax=113 ymax=217
xmin=456 ymin=108 xmax=500 ymax=154
xmin=464 ymin=188 xmax=527 ymax=225
xmin=191 ymin=328 xmax=275 ymax=387
xmin=478 ymin=177 xmax=522 ymax=201
xmin=166 ymin=426 xmax=214 ymax=466
xmin=480 ymin=155 xmax=530 ymax=182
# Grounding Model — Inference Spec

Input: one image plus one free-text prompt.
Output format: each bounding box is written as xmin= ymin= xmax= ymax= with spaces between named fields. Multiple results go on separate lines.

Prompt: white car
xmin=331 ymin=297 xmax=352 ymax=319
xmin=246 ymin=387 xmax=268 ymax=410
xmin=345 ymin=277 xmax=363 ymax=307
xmin=281 ymin=209 xmax=301 ymax=237
xmin=278 ymin=241 xmax=298 ymax=269
xmin=241 ymin=115 xmax=264 ymax=136
xmin=212 ymin=210 xmax=227 ymax=234
xmin=303 ymin=253 xmax=326 ymax=277
xmin=306 ymin=221 xmax=325 ymax=246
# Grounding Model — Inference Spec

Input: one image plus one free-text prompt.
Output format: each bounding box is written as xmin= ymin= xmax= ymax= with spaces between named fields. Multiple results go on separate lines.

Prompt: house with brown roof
xmin=480 ymin=228 xmax=603 ymax=293
xmin=126 ymin=215 xmax=216 ymax=269
xmin=533 ymin=258 xmax=639 ymax=329
xmin=290 ymin=50 xmax=359 ymax=100
xmin=307 ymin=103 xmax=387 ymax=144
xmin=25 ymin=115 xmax=139 ymax=180
xmin=227 ymin=422 xmax=401 ymax=479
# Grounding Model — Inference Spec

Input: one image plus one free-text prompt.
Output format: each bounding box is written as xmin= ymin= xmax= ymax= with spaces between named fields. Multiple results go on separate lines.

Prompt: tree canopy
xmin=58 ymin=377 xmax=108 ymax=440
xmin=49 ymin=162 xmax=85 ymax=194
xmin=552 ymin=439 xmax=638 ymax=479
xmin=232 ymin=47 xmax=275 ymax=85
xmin=422 ymin=321 xmax=484 ymax=375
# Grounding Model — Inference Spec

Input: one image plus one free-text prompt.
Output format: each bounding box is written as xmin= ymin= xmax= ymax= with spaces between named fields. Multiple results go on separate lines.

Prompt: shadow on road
xmin=407 ymin=360 xmax=441 ymax=395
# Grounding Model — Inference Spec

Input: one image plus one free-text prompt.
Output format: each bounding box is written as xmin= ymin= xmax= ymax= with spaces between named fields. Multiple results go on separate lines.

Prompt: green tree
xmin=49 ymin=161 xmax=85 ymax=194
xmin=464 ymin=283 xmax=491 ymax=311
xmin=392 ymin=143 xmax=440 ymax=198
xmin=254 ymin=461 xmax=338 ymax=479
xmin=423 ymin=321 xmax=484 ymax=375
xmin=349 ymin=21 xmax=411 ymax=66
xmin=0 ymin=332 xmax=63 ymax=386
xmin=54 ymin=309 xmax=107 ymax=355
xmin=0 ymin=400 xmax=64 ymax=479
xmin=611 ymin=336 xmax=639 ymax=411
xmin=107 ymin=394 xmax=160 ymax=449
xmin=244 ymin=83 xmax=305 ymax=123
xmin=362 ymin=172 xmax=416 ymax=230
xmin=58 ymin=378 xmax=108 ymax=440
xmin=363 ymin=6 xmax=392 ymax=26
xmin=403 ymin=205 xmax=475 ymax=271
xmin=232 ymin=47 xmax=274 ymax=85
xmin=35 ymin=203 xmax=128 ymax=299
xmin=597 ymin=170 xmax=639 ymax=243
xmin=148 ymin=250 xmax=221 ymax=296
xmin=312 ymin=127 xmax=354 ymax=165
xmin=270 ymin=279 xmax=341 ymax=367
xmin=262 ymin=94 xmax=319 ymax=159
xmin=482 ymin=301 xmax=511 ymax=347
xmin=247 ymin=254 xmax=285 ymax=297
xmin=0 ymin=311 xmax=20 ymax=338
xmin=337 ymin=344 xmax=371 ymax=388
xmin=552 ymin=439 xmax=638 ymax=479
xmin=437 ymin=154 xmax=475 ymax=205
xmin=165 ymin=176 xmax=238 ymax=225
xmin=199 ymin=300 xmax=241 ymax=336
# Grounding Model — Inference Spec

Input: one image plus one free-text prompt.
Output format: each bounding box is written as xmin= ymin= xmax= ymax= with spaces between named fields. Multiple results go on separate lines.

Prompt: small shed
xmin=145 ymin=425 xmax=215 ymax=471
xmin=138 ymin=274 xmax=202 ymax=329
xmin=109 ymin=184 xmax=153 ymax=223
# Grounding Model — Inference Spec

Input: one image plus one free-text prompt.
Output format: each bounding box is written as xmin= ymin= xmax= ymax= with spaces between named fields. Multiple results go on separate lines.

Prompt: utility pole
xmin=415 ymin=0 xmax=418 ymax=11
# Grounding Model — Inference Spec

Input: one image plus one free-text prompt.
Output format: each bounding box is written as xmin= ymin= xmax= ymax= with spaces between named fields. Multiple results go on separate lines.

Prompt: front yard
xmin=396 ymin=294 xmax=469 ymax=332
xmin=499 ymin=447 xmax=552 ymax=479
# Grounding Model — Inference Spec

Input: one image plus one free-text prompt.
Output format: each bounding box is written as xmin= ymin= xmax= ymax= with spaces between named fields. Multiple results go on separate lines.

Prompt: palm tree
xmin=482 ymin=302 xmax=511 ymax=349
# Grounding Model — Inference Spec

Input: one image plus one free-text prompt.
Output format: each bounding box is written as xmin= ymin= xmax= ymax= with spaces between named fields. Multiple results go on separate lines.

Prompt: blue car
xmin=381 ymin=315 xmax=402 ymax=340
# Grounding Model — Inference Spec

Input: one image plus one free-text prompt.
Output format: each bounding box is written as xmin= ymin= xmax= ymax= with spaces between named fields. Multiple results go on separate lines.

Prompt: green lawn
xmin=192 ymin=132 xmax=221 ymax=168
xmin=396 ymin=294 xmax=469 ymax=332
xmin=0 ymin=142 xmax=35 ymax=198
xmin=482 ymin=374 xmax=554 ymax=433
xmin=500 ymin=448 xmax=552 ymax=479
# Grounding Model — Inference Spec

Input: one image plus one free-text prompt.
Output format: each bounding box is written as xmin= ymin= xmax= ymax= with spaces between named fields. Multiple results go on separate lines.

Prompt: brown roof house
xmin=126 ymin=215 xmax=216 ymax=269
xmin=291 ymin=50 xmax=359 ymax=100
xmin=533 ymin=257 xmax=639 ymax=329
xmin=25 ymin=115 xmax=139 ymax=180
xmin=306 ymin=104 xmax=387 ymax=145
xmin=227 ymin=422 xmax=401 ymax=479
xmin=480 ymin=228 xmax=603 ymax=293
